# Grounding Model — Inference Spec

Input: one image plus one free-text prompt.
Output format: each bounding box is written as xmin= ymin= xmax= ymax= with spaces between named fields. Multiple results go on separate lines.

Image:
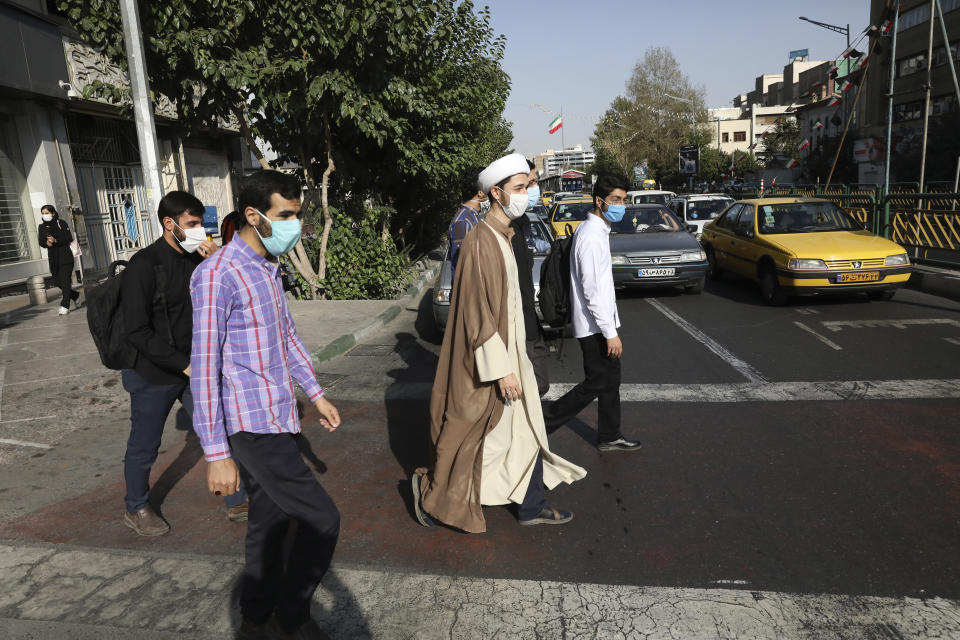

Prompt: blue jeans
xmin=517 ymin=455 xmax=547 ymax=521
xmin=122 ymin=368 xmax=247 ymax=513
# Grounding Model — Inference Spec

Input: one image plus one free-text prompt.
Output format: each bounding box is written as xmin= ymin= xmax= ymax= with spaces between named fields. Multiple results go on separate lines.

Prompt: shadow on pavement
xmin=414 ymin=287 xmax=443 ymax=345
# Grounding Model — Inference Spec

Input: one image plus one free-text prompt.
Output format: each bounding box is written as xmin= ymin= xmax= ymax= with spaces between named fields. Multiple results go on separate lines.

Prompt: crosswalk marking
xmin=822 ymin=318 xmax=960 ymax=332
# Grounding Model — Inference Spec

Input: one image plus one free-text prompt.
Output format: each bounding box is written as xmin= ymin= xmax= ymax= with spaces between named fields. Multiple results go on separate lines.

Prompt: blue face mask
xmin=526 ymin=185 xmax=541 ymax=209
xmin=602 ymin=200 xmax=626 ymax=223
xmin=256 ymin=210 xmax=302 ymax=256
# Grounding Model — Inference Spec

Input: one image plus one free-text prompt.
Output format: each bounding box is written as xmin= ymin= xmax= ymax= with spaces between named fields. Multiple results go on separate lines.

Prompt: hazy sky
xmin=483 ymin=0 xmax=867 ymax=158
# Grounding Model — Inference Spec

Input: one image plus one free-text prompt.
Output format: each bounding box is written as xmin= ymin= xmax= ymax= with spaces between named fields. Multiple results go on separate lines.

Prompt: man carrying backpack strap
xmin=120 ymin=191 xmax=248 ymax=536
xmin=544 ymin=174 xmax=641 ymax=452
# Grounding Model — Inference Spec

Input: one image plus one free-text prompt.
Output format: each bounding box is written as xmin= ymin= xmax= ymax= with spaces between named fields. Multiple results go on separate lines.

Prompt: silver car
xmin=433 ymin=212 xmax=551 ymax=331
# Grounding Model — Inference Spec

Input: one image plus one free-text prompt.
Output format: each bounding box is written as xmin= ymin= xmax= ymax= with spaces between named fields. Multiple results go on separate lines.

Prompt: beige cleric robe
xmin=419 ymin=216 xmax=586 ymax=533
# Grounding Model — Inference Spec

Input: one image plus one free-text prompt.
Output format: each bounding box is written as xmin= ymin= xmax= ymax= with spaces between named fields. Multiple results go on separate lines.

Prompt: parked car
xmin=433 ymin=212 xmax=552 ymax=330
xmin=701 ymin=198 xmax=912 ymax=305
xmin=529 ymin=204 xmax=550 ymax=222
xmin=668 ymin=194 xmax=735 ymax=239
xmin=610 ymin=205 xmax=708 ymax=294
xmin=627 ymin=189 xmax=677 ymax=206
xmin=547 ymin=197 xmax=593 ymax=238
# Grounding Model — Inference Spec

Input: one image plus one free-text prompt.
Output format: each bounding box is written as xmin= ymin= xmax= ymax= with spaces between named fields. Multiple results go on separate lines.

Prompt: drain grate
xmin=347 ymin=344 xmax=396 ymax=357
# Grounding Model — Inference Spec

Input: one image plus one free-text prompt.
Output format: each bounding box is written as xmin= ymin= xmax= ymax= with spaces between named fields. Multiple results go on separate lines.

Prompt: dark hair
xmin=459 ymin=166 xmax=483 ymax=202
xmin=237 ymin=170 xmax=302 ymax=228
xmin=157 ymin=191 xmax=204 ymax=225
xmin=593 ymin=173 xmax=629 ymax=207
xmin=41 ymin=204 xmax=57 ymax=217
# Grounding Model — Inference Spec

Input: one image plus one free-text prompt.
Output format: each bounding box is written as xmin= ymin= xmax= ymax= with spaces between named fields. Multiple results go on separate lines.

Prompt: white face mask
xmin=41 ymin=214 xmax=53 ymax=223
xmin=174 ymin=223 xmax=207 ymax=253
xmin=495 ymin=189 xmax=528 ymax=220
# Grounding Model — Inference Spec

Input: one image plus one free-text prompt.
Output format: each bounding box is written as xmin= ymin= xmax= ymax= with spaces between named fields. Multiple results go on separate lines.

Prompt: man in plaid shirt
xmin=190 ymin=170 xmax=341 ymax=640
xmin=447 ymin=166 xmax=486 ymax=277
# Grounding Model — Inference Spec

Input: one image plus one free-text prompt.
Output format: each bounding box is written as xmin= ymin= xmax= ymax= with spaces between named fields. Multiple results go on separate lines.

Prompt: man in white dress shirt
xmin=545 ymin=174 xmax=641 ymax=452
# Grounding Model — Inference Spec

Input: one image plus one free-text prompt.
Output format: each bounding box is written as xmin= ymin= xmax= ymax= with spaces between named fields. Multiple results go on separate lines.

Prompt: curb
xmin=907 ymin=265 xmax=960 ymax=303
xmin=312 ymin=261 xmax=441 ymax=364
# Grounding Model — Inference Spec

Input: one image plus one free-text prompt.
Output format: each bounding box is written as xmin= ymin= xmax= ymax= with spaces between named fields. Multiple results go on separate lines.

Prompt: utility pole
xmin=918 ymin=0 xmax=937 ymax=194
xmin=884 ymin=4 xmax=900 ymax=196
xmin=119 ymin=0 xmax=164 ymax=241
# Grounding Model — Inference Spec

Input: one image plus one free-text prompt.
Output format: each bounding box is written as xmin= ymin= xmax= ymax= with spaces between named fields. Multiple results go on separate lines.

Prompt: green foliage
xmin=757 ymin=119 xmax=802 ymax=168
xmin=306 ymin=204 xmax=408 ymax=300
xmin=59 ymin=0 xmax=512 ymax=297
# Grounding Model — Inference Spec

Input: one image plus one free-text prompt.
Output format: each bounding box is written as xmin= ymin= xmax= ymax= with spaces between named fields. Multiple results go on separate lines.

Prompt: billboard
xmin=679 ymin=145 xmax=700 ymax=177
xmin=789 ymin=48 xmax=809 ymax=61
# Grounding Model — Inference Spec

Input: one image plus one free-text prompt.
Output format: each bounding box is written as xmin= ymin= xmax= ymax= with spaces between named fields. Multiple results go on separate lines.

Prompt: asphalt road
xmin=1 ymin=277 xmax=958 ymax=618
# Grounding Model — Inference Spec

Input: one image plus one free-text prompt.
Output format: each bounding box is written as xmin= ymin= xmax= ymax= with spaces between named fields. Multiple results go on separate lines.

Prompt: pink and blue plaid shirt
xmin=189 ymin=236 xmax=324 ymax=462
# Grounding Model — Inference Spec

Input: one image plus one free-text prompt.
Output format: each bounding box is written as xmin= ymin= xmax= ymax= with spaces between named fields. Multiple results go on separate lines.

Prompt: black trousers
xmin=525 ymin=335 xmax=550 ymax=398
xmin=229 ymin=432 xmax=340 ymax=632
xmin=545 ymin=333 xmax=622 ymax=443
xmin=517 ymin=455 xmax=547 ymax=520
xmin=54 ymin=259 xmax=78 ymax=309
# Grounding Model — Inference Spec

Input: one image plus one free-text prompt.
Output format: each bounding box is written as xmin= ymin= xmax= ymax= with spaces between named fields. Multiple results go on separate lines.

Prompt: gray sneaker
xmin=598 ymin=437 xmax=642 ymax=452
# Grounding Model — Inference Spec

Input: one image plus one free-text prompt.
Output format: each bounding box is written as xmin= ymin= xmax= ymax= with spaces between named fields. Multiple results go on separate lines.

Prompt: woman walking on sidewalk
xmin=37 ymin=205 xmax=80 ymax=315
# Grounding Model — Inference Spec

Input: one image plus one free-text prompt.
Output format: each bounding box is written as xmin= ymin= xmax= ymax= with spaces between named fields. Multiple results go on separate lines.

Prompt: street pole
xmin=935 ymin=0 xmax=960 ymax=105
xmin=119 ymin=0 xmax=164 ymax=241
xmin=918 ymin=0 xmax=937 ymax=195
xmin=884 ymin=5 xmax=900 ymax=196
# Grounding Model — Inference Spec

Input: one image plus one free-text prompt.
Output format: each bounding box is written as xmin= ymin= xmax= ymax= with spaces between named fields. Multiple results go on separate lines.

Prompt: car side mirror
xmin=685 ymin=224 xmax=697 ymax=234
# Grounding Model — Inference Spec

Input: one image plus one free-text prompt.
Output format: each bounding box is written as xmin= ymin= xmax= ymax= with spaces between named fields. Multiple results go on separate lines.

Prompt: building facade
xmin=0 ymin=0 xmax=252 ymax=287
xmin=535 ymin=145 xmax=596 ymax=178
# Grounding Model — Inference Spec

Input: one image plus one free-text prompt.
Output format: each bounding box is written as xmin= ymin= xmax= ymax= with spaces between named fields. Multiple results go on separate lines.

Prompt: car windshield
xmin=553 ymin=202 xmax=592 ymax=222
xmin=613 ymin=207 xmax=684 ymax=233
xmin=632 ymin=193 xmax=669 ymax=205
xmin=758 ymin=202 xmax=862 ymax=234
xmin=685 ymin=199 xmax=731 ymax=221
xmin=527 ymin=218 xmax=553 ymax=254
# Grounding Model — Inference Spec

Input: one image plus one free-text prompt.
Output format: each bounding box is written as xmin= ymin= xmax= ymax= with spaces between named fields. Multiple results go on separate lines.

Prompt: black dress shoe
xmin=597 ymin=437 xmax=642 ymax=452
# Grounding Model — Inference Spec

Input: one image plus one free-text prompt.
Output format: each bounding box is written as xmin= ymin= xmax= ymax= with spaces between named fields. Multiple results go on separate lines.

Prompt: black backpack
xmin=538 ymin=223 xmax=575 ymax=329
xmin=86 ymin=260 xmax=171 ymax=370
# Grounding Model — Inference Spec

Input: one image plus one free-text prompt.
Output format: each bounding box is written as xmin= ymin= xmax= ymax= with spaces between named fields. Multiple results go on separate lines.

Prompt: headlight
xmin=681 ymin=249 xmax=706 ymax=262
xmin=435 ymin=288 xmax=450 ymax=303
xmin=611 ymin=255 xmax=627 ymax=265
xmin=788 ymin=258 xmax=827 ymax=270
xmin=885 ymin=253 xmax=909 ymax=266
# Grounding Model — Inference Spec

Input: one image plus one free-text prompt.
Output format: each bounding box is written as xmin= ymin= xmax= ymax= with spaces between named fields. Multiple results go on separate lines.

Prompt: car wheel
xmin=706 ymin=247 xmax=723 ymax=281
xmin=684 ymin=278 xmax=705 ymax=294
xmin=867 ymin=290 xmax=896 ymax=301
xmin=759 ymin=266 xmax=788 ymax=306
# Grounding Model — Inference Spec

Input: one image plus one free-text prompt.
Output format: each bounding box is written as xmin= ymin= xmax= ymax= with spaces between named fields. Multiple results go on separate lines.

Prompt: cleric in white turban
xmin=410 ymin=153 xmax=586 ymax=534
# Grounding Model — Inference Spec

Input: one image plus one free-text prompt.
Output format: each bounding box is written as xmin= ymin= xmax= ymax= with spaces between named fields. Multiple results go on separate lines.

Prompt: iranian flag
xmin=798 ymin=139 xmax=811 ymax=151
xmin=828 ymin=96 xmax=842 ymax=107
xmin=786 ymin=158 xmax=799 ymax=169
xmin=815 ymin=120 xmax=824 ymax=130
xmin=548 ymin=115 xmax=563 ymax=134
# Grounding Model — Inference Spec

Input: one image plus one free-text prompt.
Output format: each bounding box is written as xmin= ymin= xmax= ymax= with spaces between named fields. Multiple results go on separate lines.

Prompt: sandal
xmin=411 ymin=472 xmax=434 ymax=527
xmin=519 ymin=507 xmax=573 ymax=526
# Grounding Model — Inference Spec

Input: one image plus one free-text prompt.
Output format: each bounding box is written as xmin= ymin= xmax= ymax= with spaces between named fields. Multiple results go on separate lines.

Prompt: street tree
xmin=59 ymin=0 xmax=510 ymax=298
xmin=756 ymin=119 xmax=802 ymax=169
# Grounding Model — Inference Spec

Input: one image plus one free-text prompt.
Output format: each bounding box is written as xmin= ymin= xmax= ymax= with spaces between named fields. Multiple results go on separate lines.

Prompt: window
xmin=898 ymin=53 xmax=926 ymax=77
xmin=722 ymin=132 xmax=730 ymax=143
xmin=898 ymin=0 xmax=959 ymax=33
xmin=734 ymin=205 xmax=755 ymax=236
xmin=894 ymin=100 xmax=924 ymax=123
xmin=0 ymin=117 xmax=32 ymax=264
xmin=715 ymin=204 xmax=742 ymax=230
xmin=933 ymin=94 xmax=956 ymax=116
xmin=734 ymin=131 xmax=747 ymax=142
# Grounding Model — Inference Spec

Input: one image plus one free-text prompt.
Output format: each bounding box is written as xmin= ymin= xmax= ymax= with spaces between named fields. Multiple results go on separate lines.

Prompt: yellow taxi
xmin=540 ymin=190 xmax=555 ymax=208
xmin=641 ymin=179 xmax=658 ymax=190
xmin=701 ymin=198 xmax=911 ymax=305
xmin=547 ymin=196 xmax=594 ymax=238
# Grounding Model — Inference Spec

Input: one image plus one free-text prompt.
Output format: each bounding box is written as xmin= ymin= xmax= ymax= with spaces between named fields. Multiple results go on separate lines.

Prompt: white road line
xmin=823 ymin=318 xmax=960 ymax=332
xmin=944 ymin=337 xmax=960 ymax=346
xmin=3 ymin=370 xmax=116 ymax=386
xmin=0 ymin=415 xmax=57 ymax=425
xmin=646 ymin=299 xmax=767 ymax=383
xmin=0 ymin=438 xmax=51 ymax=449
xmin=711 ymin=579 xmax=751 ymax=585
xmin=794 ymin=321 xmax=843 ymax=351
xmin=3 ymin=336 xmax=72 ymax=346
xmin=541 ymin=379 xmax=960 ymax=403
xmin=795 ymin=308 xmax=820 ymax=315
xmin=0 ymin=329 xmax=7 ymax=349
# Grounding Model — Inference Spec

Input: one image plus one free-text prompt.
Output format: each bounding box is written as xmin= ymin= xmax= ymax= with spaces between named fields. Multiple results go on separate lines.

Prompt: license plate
xmin=836 ymin=271 xmax=880 ymax=283
xmin=638 ymin=268 xmax=675 ymax=277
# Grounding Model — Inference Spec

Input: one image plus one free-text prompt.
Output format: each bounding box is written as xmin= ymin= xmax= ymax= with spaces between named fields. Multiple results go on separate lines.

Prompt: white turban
xmin=478 ymin=152 xmax=530 ymax=193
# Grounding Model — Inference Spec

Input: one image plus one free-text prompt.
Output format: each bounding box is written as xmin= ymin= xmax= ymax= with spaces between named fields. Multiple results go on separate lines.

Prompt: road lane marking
xmin=944 ymin=337 xmax=960 ymax=346
xmin=795 ymin=308 xmax=820 ymax=315
xmin=645 ymin=299 xmax=767 ymax=383
xmin=822 ymin=318 xmax=960 ymax=332
xmin=0 ymin=415 xmax=57 ymax=425
xmin=793 ymin=321 xmax=843 ymax=351
xmin=0 ymin=438 xmax=51 ymax=449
